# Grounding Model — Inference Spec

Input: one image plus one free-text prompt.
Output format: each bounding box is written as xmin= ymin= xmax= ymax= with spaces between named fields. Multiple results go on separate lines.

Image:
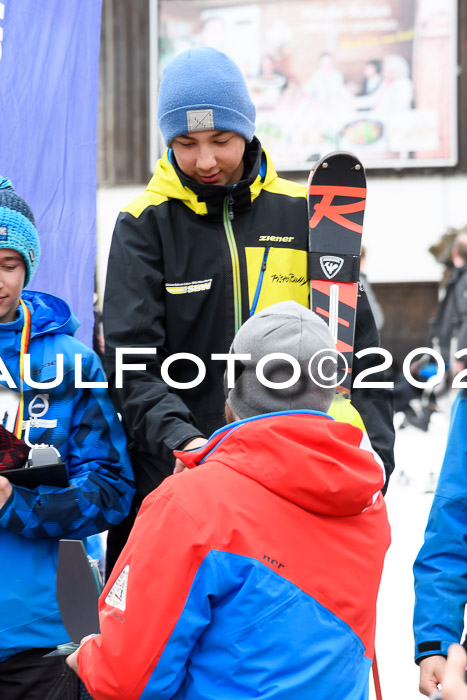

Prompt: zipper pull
xmin=262 ymin=246 xmax=270 ymax=270
xmin=227 ymin=194 xmax=234 ymax=221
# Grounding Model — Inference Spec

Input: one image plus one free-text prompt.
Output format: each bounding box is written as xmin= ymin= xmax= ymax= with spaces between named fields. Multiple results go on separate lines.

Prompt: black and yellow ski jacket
xmin=103 ymin=138 xmax=394 ymax=500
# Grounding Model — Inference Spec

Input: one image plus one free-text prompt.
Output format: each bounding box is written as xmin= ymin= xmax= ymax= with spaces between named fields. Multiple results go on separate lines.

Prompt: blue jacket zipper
xmin=250 ymin=247 xmax=270 ymax=316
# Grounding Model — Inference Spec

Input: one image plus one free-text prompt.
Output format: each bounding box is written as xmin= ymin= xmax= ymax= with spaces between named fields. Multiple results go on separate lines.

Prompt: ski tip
xmin=313 ymin=151 xmax=364 ymax=170
xmin=307 ymin=152 xmax=365 ymax=185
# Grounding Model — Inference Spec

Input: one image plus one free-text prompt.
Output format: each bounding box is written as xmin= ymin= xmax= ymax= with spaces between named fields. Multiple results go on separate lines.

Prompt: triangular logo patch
xmin=320 ymin=255 xmax=344 ymax=279
xmin=105 ymin=564 xmax=129 ymax=611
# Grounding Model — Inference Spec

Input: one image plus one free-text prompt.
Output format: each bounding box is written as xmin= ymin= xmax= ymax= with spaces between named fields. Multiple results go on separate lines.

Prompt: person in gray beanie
xmin=102 ymin=45 xmax=395 ymax=577
xmin=225 ymin=301 xmax=338 ymax=420
xmin=68 ymin=299 xmax=389 ymax=700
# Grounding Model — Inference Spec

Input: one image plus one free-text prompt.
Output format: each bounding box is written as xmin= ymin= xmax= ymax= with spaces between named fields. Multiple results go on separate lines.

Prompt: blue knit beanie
xmin=0 ymin=178 xmax=40 ymax=287
xmin=157 ymin=47 xmax=256 ymax=145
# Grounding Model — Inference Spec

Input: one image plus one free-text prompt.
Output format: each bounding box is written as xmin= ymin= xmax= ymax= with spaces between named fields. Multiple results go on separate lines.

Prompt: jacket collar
xmin=171 ymin=137 xmax=263 ymax=219
xmin=146 ymin=139 xmax=278 ymax=218
xmin=174 ymin=411 xmax=386 ymax=517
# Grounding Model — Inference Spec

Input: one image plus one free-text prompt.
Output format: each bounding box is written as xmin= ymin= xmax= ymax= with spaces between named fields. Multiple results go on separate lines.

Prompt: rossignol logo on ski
xmin=320 ymin=255 xmax=344 ymax=279
xmin=308 ymin=185 xmax=366 ymax=233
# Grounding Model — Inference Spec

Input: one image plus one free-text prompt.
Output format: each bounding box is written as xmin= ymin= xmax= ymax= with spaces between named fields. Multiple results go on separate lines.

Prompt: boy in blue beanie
xmin=102 ymin=47 xmax=395 ymax=575
xmin=0 ymin=178 xmax=135 ymax=700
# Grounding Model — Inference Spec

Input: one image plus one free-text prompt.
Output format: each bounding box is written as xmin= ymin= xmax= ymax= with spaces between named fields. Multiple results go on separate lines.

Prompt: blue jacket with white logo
xmin=413 ymin=389 xmax=467 ymax=661
xmin=0 ymin=290 xmax=134 ymax=660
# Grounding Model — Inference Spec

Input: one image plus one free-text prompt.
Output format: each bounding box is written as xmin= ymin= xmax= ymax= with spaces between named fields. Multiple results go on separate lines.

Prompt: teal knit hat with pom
xmin=0 ymin=178 xmax=40 ymax=287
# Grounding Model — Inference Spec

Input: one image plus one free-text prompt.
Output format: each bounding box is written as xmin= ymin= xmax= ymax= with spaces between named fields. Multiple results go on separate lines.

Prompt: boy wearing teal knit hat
xmin=0 ymin=177 xmax=134 ymax=700
xmin=0 ymin=178 xmax=40 ymax=323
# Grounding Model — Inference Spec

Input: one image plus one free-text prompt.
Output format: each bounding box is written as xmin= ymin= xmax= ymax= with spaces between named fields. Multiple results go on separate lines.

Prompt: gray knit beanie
xmin=157 ymin=47 xmax=256 ymax=145
xmin=226 ymin=301 xmax=337 ymax=419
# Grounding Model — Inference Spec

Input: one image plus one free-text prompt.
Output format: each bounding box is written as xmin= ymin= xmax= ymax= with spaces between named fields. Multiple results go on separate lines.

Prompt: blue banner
xmin=0 ymin=0 xmax=102 ymax=346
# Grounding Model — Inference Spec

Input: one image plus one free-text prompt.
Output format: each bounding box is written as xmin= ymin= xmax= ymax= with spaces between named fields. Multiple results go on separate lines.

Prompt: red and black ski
xmin=307 ymin=151 xmax=366 ymax=393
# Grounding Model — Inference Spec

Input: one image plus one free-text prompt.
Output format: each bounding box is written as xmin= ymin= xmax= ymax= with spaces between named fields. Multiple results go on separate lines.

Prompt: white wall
xmin=96 ymin=172 xmax=467 ymax=299
xmin=363 ymin=173 xmax=467 ymax=283
xmin=96 ymin=185 xmax=143 ymax=304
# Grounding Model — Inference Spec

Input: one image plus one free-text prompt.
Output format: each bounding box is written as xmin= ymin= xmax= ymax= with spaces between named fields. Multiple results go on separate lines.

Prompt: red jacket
xmin=78 ymin=411 xmax=390 ymax=699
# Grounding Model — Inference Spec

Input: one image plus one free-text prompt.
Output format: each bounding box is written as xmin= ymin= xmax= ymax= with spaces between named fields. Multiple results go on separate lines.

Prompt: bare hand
xmin=0 ymin=475 xmax=13 ymax=509
xmin=419 ymin=654 xmax=447 ymax=696
xmin=173 ymin=437 xmax=207 ymax=474
xmin=438 ymin=644 xmax=467 ymax=700
xmin=66 ymin=634 xmax=96 ymax=674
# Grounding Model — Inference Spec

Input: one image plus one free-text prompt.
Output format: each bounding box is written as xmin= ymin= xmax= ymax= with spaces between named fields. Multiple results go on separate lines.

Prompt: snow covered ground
xmin=369 ymin=392 xmax=455 ymax=700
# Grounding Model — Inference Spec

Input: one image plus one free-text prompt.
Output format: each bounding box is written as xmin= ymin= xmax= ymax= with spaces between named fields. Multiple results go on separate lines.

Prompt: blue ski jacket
xmin=0 ymin=290 xmax=134 ymax=661
xmin=413 ymin=389 xmax=467 ymax=661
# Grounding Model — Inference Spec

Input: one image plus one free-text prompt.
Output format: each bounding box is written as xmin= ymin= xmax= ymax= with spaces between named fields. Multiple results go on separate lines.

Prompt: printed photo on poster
xmin=154 ymin=0 xmax=457 ymax=170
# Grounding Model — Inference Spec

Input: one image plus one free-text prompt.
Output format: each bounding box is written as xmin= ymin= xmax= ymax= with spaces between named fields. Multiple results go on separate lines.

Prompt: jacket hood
xmin=175 ymin=411 xmax=386 ymax=517
xmin=20 ymin=290 xmax=78 ymax=338
xmin=145 ymin=138 xmax=279 ymax=218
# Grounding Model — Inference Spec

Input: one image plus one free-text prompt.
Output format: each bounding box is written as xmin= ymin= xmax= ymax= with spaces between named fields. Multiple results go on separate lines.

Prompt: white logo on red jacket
xmin=105 ymin=565 xmax=129 ymax=611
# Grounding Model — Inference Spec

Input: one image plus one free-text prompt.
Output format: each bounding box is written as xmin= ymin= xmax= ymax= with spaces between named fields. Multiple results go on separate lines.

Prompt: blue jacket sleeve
xmin=413 ymin=389 xmax=467 ymax=661
xmin=0 ymin=350 xmax=135 ymax=539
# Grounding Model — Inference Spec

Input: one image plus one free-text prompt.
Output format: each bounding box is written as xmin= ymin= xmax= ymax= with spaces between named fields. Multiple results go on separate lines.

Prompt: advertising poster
xmin=156 ymin=0 xmax=457 ymax=170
